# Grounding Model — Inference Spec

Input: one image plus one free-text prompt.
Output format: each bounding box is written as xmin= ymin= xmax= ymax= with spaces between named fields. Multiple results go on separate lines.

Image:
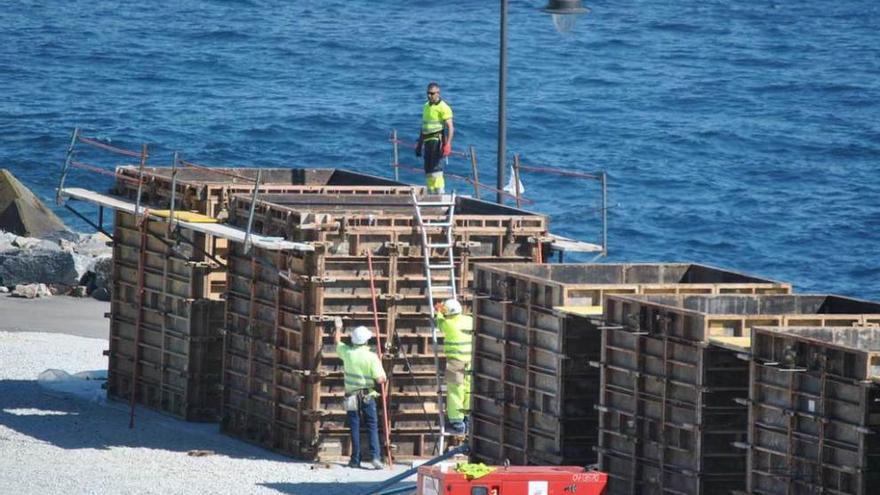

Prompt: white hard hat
xmin=443 ymin=298 xmax=462 ymax=316
xmin=350 ymin=326 xmax=373 ymax=345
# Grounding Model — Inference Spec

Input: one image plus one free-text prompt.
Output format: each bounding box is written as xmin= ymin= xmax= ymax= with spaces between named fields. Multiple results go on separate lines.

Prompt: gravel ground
xmin=0 ymin=322 xmax=412 ymax=494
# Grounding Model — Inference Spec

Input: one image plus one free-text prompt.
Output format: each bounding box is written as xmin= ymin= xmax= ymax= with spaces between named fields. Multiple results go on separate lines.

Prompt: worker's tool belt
xmin=344 ymin=389 xmax=374 ymax=412
xmin=445 ymin=359 xmax=468 ymax=386
xmin=422 ymin=131 xmax=443 ymax=142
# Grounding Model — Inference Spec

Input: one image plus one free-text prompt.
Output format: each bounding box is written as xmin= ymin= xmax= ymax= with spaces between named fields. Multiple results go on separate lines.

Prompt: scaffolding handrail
xmin=77 ymin=135 xmax=143 ymax=158
xmin=515 ymin=162 xmax=603 ymax=181
xmin=394 ymin=160 xmax=534 ymax=205
xmin=70 ymin=160 xmax=139 ymax=183
xmin=390 ymin=136 xmax=470 ymax=159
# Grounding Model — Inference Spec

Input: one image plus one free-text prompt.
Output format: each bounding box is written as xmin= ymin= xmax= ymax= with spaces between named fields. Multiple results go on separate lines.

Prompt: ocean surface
xmin=2 ymin=0 xmax=878 ymax=299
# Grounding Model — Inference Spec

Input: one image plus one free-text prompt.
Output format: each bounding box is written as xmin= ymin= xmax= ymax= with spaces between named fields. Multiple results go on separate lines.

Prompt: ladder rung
xmin=427 ymin=243 xmax=451 ymax=249
xmin=431 ymin=286 xmax=455 ymax=292
xmin=421 ymin=222 xmax=452 ymax=227
xmin=428 ymin=264 xmax=455 ymax=270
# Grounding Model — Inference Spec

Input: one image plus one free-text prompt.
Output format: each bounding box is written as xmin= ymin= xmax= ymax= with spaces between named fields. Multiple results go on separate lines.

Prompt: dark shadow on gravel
xmin=260 ymin=481 xmax=415 ymax=495
xmin=0 ymin=379 xmax=307 ymax=463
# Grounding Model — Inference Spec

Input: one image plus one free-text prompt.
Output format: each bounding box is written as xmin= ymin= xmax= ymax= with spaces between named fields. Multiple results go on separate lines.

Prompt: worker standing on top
xmin=415 ymin=82 xmax=454 ymax=194
xmin=334 ymin=317 xmax=387 ymax=470
xmin=435 ymin=298 xmax=472 ymax=435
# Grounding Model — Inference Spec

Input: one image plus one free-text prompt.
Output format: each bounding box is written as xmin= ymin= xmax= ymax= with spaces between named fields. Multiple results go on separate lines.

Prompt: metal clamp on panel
xmin=302 ymin=409 xmax=329 ymax=420
xmin=588 ymin=360 xmax=603 ymax=368
xmin=455 ymin=240 xmax=480 ymax=248
xmin=290 ymin=314 xmax=335 ymax=322
xmin=527 ymin=236 xmax=554 ymax=244
xmin=732 ymin=441 xmax=750 ymax=450
xmin=733 ymin=397 xmax=750 ymax=407
xmin=291 ymin=369 xmax=329 ymax=379
xmin=294 ymin=274 xmax=336 ymax=284
xmin=379 ymin=293 xmax=404 ymax=301
xmin=308 ymin=241 xmax=333 ymax=252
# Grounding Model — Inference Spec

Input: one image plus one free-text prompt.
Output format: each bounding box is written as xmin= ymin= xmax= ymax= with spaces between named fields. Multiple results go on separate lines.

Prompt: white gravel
xmin=0 ymin=331 xmax=412 ymax=494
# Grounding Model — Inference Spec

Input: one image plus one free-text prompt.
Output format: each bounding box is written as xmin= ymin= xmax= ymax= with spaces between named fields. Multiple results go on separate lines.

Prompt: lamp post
xmin=495 ymin=0 xmax=589 ymax=204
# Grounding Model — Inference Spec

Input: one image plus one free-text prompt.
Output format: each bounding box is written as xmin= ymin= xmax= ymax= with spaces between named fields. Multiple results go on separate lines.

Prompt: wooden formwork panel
xmin=115 ymin=167 xmax=416 ymax=299
xmin=116 ymin=166 xmax=414 ymax=219
xmin=474 ymin=263 xmax=792 ymax=310
xmin=109 ymin=212 xmax=225 ymax=421
xmin=108 ymin=299 xmax=224 ymax=421
xmin=747 ymin=326 xmax=880 ymax=495
xmin=598 ymin=295 xmax=880 ymax=495
xmin=218 ymin=194 xmax=548 ymax=460
xmin=597 ymin=327 xmax=748 ymax=495
xmin=469 ymin=263 xmax=792 ymax=469
xmin=471 ymin=300 xmax=598 ymax=466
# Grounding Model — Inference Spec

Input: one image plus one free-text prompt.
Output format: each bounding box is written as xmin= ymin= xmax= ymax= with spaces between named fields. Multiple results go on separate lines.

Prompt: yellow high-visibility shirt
xmin=421 ymin=100 xmax=453 ymax=140
xmin=436 ymin=313 xmax=473 ymax=363
xmin=337 ymin=342 xmax=386 ymax=395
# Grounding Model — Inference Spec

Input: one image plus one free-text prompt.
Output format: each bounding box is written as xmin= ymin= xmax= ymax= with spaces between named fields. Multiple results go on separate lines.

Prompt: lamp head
xmin=542 ymin=0 xmax=590 ymax=33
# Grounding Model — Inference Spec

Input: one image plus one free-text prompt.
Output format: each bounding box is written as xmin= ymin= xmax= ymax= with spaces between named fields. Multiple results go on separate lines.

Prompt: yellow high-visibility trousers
xmin=426 ymin=172 xmax=445 ymax=194
xmin=446 ymin=359 xmax=471 ymax=422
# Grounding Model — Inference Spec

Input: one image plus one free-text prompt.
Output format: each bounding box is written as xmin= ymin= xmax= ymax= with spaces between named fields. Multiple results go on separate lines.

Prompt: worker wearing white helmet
xmin=333 ymin=318 xmax=387 ymax=470
xmin=435 ymin=298 xmax=473 ymax=435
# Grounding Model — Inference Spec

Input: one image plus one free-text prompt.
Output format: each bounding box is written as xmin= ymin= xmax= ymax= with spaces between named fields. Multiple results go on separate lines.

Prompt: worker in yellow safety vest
xmin=415 ymin=82 xmax=454 ymax=194
xmin=435 ymin=298 xmax=472 ymax=435
xmin=333 ymin=317 xmax=387 ymax=470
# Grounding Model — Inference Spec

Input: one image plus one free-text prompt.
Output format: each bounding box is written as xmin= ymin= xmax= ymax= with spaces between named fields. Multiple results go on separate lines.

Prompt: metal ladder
xmin=411 ymin=191 xmax=457 ymax=453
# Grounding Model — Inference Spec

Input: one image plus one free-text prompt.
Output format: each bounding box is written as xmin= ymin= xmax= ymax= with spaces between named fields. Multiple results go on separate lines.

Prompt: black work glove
xmin=415 ymin=143 xmax=422 ymax=157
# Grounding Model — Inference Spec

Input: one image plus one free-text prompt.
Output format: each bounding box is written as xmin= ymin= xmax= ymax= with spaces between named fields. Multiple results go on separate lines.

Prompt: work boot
xmin=347 ymin=459 xmax=361 ymax=469
xmin=370 ymin=459 xmax=385 ymax=470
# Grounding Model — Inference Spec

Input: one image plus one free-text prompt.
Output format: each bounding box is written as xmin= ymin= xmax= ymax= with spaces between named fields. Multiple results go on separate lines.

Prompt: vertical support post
xmin=98 ymin=206 xmax=104 ymax=232
xmin=129 ymin=217 xmax=149 ymax=429
xmin=134 ymin=144 xmax=149 ymax=218
xmin=513 ymin=154 xmax=522 ymax=208
xmin=56 ymin=127 xmax=79 ymax=205
xmin=469 ymin=146 xmax=480 ymax=199
xmin=392 ymin=129 xmax=400 ymax=182
xmin=496 ymin=0 xmax=508 ymax=205
xmin=167 ymin=151 xmax=179 ymax=238
xmin=602 ymin=171 xmax=608 ymax=257
xmin=243 ymin=169 xmax=262 ymax=254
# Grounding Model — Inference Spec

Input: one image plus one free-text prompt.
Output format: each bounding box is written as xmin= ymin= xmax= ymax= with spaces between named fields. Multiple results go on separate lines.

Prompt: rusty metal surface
xmin=468 ymin=263 xmax=792 ymax=470
xmin=597 ymin=294 xmax=880 ymax=495
xmin=219 ymin=192 xmax=548 ymax=460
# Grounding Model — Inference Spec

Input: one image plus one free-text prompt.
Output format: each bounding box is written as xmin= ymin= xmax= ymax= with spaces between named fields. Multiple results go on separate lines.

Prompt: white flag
xmin=503 ymin=165 xmax=525 ymax=196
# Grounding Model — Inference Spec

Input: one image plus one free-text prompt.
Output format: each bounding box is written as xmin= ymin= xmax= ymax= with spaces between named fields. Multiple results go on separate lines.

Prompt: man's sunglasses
xmin=427 ymin=91 xmax=439 ymax=95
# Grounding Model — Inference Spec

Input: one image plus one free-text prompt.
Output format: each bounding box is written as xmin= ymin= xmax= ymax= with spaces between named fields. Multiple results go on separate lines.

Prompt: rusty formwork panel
xmin=598 ymin=294 xmax=880 ymax=495
xmin=107 ymin=213 xmax=225 ymax=421
xmin=748 ymin=326 xmax=880 ymax=495
xmin=468 ymin=263 xmax=792 ymax=467
xmin=107 ymin=168 xmax=416 ymax=422
xmin=114 ymin=166 xmax=416 ymax=298
xmin=220 ymin=193 xmax=548 ymax=461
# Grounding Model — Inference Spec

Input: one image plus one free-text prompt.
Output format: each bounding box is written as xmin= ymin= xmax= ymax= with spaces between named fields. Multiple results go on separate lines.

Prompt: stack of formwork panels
xmin=107 ymin=167 xmax=414 ymax=421
xmin=221 ymin=193 xmax=548 ymax=461
xmin=598 ymin=294 xmax=880 ymax=495
xmin=114 ymin=166 xmax=413 ymax=298
xmin=748 ymin=325 xmax=880 ymax=495
xmin=469 ymin=263 xmax=792 ymax=467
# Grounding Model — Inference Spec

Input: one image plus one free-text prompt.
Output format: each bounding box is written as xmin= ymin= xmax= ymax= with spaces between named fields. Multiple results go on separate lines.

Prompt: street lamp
xmin=495 ymin=0 xmax=589 ymax=203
